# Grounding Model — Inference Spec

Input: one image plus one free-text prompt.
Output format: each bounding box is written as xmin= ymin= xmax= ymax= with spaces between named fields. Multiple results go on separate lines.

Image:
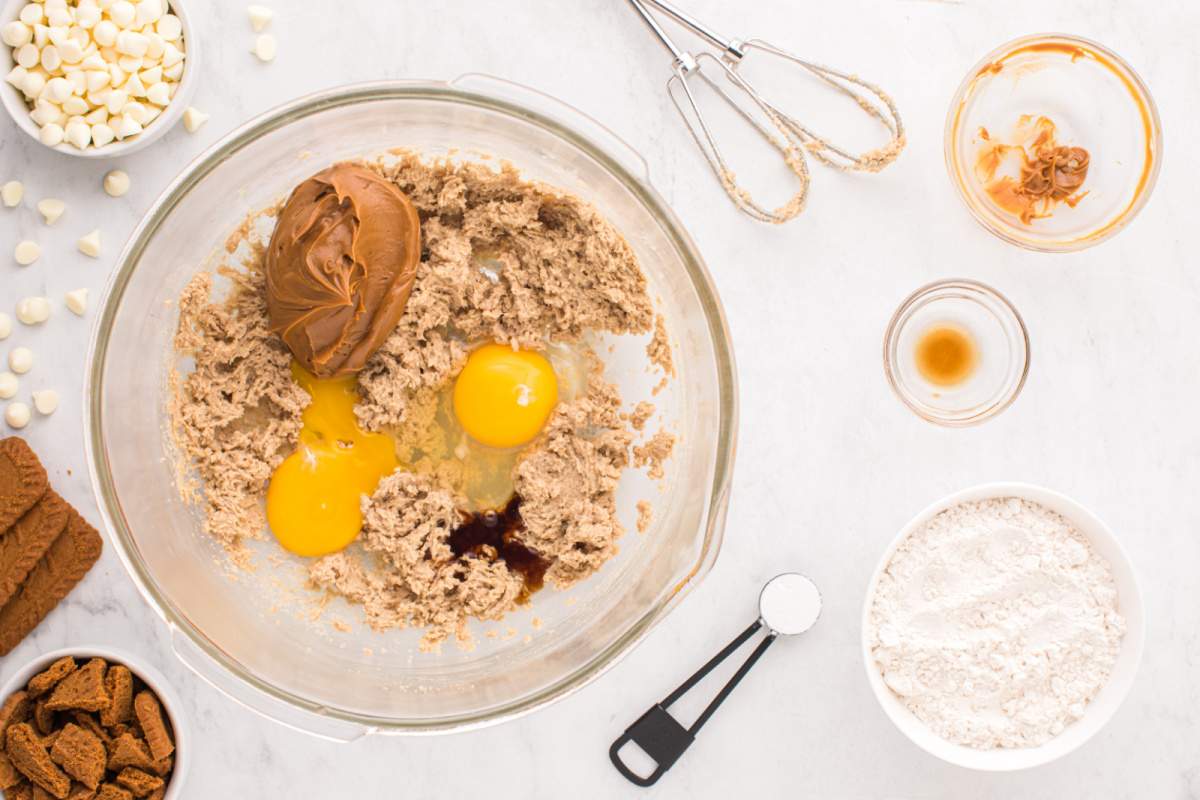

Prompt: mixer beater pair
xmin=627 ymin=0 xmax=905 ymax=223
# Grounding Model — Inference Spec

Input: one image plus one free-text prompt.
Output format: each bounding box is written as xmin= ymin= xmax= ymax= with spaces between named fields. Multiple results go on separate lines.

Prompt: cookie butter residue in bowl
xmin=974 ymin=116 xmax=1090 ymax=225
xmin=169 ymin=153 xmax=677 ymax=651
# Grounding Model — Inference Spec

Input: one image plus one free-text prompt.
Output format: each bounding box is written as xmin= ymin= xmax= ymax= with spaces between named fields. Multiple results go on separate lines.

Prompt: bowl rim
xmin=0 ymin=0 xmax=199 ymax=159
xmin=82 ymin=78 xmax=739 ymax=734
xmin=859 ymin=481 xmax=1145 ymax=771
xmin=0 ymin=644 xmax=190 ymax=798
xmin=943 ymin=32 xmax=1163 ymax=253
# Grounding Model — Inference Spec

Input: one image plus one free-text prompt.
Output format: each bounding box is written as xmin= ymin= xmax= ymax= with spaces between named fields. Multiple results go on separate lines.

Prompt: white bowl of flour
xmin=861 ymin=483 xmax=1144 ymax=771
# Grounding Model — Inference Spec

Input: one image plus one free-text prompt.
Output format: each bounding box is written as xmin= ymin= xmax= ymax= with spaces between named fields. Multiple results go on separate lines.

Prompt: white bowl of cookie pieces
xmin=860 ymin=482 xmax=1145 ymax=771
xmin=0 ymin=644 xmax=190 ymax=798
xmin=0 ymin=0 xmax=198 ymax=158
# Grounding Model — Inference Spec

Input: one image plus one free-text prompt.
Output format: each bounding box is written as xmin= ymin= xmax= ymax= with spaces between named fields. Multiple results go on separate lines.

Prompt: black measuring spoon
xmin=609 ymin=572 xmax=822 ymax=786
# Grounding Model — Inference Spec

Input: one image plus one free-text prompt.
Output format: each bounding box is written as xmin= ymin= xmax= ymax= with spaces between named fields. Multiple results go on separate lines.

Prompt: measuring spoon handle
xmin=609 ymin=618 xmax=776 ymax=787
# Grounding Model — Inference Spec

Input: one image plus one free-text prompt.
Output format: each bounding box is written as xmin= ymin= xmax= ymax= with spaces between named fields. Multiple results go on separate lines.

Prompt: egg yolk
xmin=266 ymin=362 xmax=398 ymax=557
xmin=453 ymin=344 xmax=558 ymax=449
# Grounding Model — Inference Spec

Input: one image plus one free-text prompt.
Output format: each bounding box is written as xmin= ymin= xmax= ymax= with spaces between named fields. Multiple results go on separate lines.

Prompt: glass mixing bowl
xmin=84 ymin=76 xmax=737 ymax=737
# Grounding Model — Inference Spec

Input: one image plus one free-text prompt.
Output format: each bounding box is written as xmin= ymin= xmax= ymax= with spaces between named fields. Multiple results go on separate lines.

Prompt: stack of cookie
xmin=0 ymin=437 xmax=103 ymax=657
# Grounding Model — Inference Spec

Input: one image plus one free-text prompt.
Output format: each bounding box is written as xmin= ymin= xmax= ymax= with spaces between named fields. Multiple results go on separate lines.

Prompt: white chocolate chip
xmin=114 ymin=113 xmax=141 ymax=139
xmin=65 ymin=288 xmax=89 ymax=315
xmin=182 ymin=105 xmax=207 ymax=132
xmin=15 ymin=43 xmax=38 ymax=69
xmin=116 ymin=29 xmax=148 ymax=57
xmin=155 ymin=13 xmax=181 ymax=40
xmin=2 ymin=21 xmax=33 ymax=48
xmin=135 ymin=0 xmax=162 ymax=27
xmin=77 ymin=228 xmax=102 ymax=257
xmin=105 ymin=88 xmax=128 ymax=114
xmin=5 ymin=402 xmax=31 ymax=430
xmin=31 ymin=389 xmax=59 ymax=415
xmin=21 ymin=69 xmax=46 ymax=98
xmin=76 ymin=3 xmax=101 ymax=28
xmin=15 ymin=296 xmax=51 ymax=325
xmin=93 ymin=18 xmax=117 ymax=45
xmin=1 ymin=181 xmax=23 ymax=208
xmin=46 ymin=76 xmax=73 ymax=103
xmin=122 ymin=100 xmax=147 ymax=124
xmin=91 ymin=122 xmax=115 ymax=147
xmin=0 ymin=372 xmax=16 ymax=400
xmin=65 ymin=120 xmax=92 ymax=149
xmin=14 ymin=240 xmax=40 ymax=265
xmin=109 ymin=0 xmax=135 ymax=27
xmin=9 ymin=347 xmax=33 ymax=374
xmin=46 ymin=7 xmax=71 ymax=27
xmin=18 ymin=4 xmax=44 ymax=26
xmin=145 ymin=80 xmax=169 ymax=106
xmin=40 ymin=44 xmax=62 ymax=72
xmin=103 ymin=169 xmax=130 ymax=197
xmin=0 ymin=314 xmax=10 ymax=340
xmin=39 ymin=122 xmax=66 ymax=147
xmin=252 ymin=33 xmax=276 ymax=62
xmin=5 ymin=65 xmax=27 ymax=90
xmin=62 ymin=95 xmax=89 ymax=116
xmin=247 ymin=4 xmax=273 ymax=32
xmin=36 ymin=198 xmax=66 ymax=225
xmin=59 ymin=37 xmax=83 ymax=63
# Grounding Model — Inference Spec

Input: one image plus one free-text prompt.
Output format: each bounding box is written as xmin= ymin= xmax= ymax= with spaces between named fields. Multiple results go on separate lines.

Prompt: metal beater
xmin=626 ymin=0 xmax=905 ymax=224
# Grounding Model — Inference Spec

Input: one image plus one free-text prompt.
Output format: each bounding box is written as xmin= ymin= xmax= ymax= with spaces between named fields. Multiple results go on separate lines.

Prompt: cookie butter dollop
xmin=266 ymin=163 xmax=421 ymax=377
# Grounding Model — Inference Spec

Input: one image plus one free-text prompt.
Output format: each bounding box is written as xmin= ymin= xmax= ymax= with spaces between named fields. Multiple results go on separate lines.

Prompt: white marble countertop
xmin=3 ymin=0 xmax=1199 ymax=797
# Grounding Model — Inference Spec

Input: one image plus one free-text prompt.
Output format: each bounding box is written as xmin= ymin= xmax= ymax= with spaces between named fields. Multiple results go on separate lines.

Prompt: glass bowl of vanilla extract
xmin=883 ymin=279 xmax=1029 ymax=427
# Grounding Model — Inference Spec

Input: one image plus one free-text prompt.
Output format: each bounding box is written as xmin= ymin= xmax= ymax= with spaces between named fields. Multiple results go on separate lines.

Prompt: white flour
xmin=868 ymin=497 xmax=1126 ymax=749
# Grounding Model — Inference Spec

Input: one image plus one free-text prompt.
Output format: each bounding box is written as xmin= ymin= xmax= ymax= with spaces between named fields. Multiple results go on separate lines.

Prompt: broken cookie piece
xmin=5 ymin=722 xmax=71 ymax=799
xmin=49 ymin=724 xmax=106 ymax=790
xmin=113 ymin=767 xmax=163 ymax=798
xmin=131 ymin=694 xmax=172 ymax=762
xmin=27 ymin=657 xmax=77 ymax=700
xmin=0 ymin=690 xmax=31 ymax=740
xmin=95 ymin=784 xmax=133 ymax=800
xmin=105 ymin=735 xmax=154 ymax=774
xmin=99 ymin=667 xmax=132 ymax=728
xmin=45 ymin=660 xmax=109 ymax=713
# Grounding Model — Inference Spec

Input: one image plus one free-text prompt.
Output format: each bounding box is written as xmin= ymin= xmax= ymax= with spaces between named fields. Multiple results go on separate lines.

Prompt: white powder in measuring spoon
xmin=868 ymin=497 xmax=1126 ymax=749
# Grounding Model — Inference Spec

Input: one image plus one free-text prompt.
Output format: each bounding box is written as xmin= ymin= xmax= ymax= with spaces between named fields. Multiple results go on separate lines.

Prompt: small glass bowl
xmin=883 ymin=279 xmax=1029 ymax=427
xmin=945 ymin=34 xmax=1161 ymax=252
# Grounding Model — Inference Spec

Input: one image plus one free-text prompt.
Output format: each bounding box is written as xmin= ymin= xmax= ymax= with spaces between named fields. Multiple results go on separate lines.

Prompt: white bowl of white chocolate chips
xmin=1 ymin=0 xmax=196 ymax=156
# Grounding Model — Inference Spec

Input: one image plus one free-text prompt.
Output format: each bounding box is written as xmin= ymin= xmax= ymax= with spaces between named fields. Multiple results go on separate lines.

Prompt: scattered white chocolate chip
xmin=31 ymin=389 xmax=59 ymax=415
xmin=0 ymin=372 xmax=16 ymax=400
xmin=15 ymin=297 xmax=51 ymax=325
xmin=9 ymin=347 xmax=33 ymax=374
xmin=1 ymin=180 xmax=23 ymax=207
xmin=0 ymin=313 xmax=10 ymax=340
xmin=182 ymin=105 xmax=207 ymax=133
xmin=77 ymin=228 xmax=102 ymax=257
xmin=14 ymin=240 xmax=40 ymax=266
xmin=252 ymin=33 xmax=275 ymax=62
xmin=36 ymin=197 xmax=66 ymax=225
xmin=103 ymin=169 xmax=130 ymax=197
xmin=247 ymin=4 xmax=273 ymax=32
xmin=5 ymin=402 xmax=31 ymax=429
xmin=65 ymin=288 xmax=89 ymax=316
